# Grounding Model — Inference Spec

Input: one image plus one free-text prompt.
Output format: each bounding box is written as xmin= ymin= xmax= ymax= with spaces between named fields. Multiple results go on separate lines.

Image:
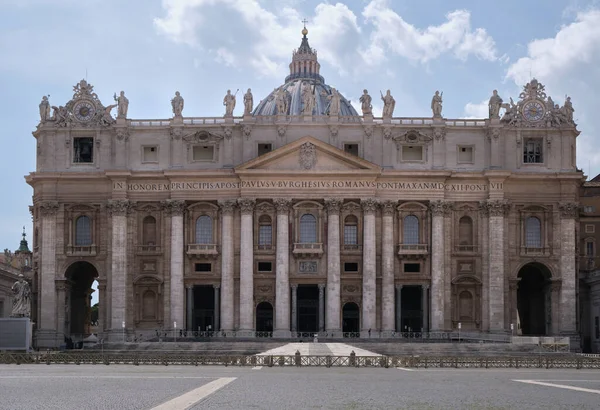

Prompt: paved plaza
xmin=0 ymin=364 xmax=599 ymax=409
xmin=256 ymin=342 xmax=380 ymax=357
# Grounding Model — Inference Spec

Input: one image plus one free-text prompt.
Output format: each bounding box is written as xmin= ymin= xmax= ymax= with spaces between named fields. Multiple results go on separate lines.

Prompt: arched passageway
xmin=64 ymin=261 xmax=99 ymax=337
xmin=256 ymin=302 xmax=273 ymax=332
xmin=517 ymin=263 xmax=552 ymax=336
xmin=342 ymin=302 xmax=360 ymax=335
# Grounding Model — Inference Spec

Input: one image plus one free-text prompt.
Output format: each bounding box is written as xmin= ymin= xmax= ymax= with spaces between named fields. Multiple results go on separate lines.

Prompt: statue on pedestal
xmin=113 ymin=91 xmax=129 ymax=119
xmin=431 ymin=90 xmax=443 ymax=118
xmin=359 ymin=89 xmax=372 ymax=115
xmin=171 ymin=91 xmax=184 ymax=118
xmin=561 ymin=96 xmax=575 ymax=123
xmin=488 ymin=90 xmax=503 ymax=119
xmin=223 ymin=89 xmax=237 ymax=116
xmin=10 ymin=274 xmax=31 ymax=318
xmin=276 ymin=87 xmax=290 ymax=115
xmin=39 ymin=96 xmax=51 ymax=122
xmin=301 ymin=82 xmax=315 ymax=115
xmin=381 ymin=89 xmax=395 ymax=118
xmin=243 ymin=89 xmax=253 ymax=115
xmin=323 ymin=88 xmax=341 ymax=116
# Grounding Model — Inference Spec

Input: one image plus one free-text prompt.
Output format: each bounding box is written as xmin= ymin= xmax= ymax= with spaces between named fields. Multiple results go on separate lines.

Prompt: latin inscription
xmin=114 ymin=180 xmax=503 ymax=192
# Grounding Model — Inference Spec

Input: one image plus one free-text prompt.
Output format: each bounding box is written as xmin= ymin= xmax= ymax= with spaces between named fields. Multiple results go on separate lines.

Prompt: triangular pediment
xmin=235 ymin=136 xmax=381 ymax=173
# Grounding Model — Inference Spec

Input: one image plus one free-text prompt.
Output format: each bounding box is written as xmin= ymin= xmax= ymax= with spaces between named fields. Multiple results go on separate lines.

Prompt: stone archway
xmin=342 ymin=302 xmax=360 ymax=336
xmin=64 ymin=261 xmax=99 ymax=338
xmin=516 ymin=262 xmax=552 ymax=336
xmin=256 ymin=302 xmax=273 ymax=332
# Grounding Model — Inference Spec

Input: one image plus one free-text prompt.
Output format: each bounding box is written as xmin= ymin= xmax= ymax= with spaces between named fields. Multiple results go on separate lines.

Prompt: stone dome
xmin=252 ymin=27 xmax=359 ymax=117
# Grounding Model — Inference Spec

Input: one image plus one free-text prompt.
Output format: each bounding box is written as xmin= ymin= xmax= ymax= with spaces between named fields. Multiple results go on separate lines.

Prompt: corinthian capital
xmin=238 ymin=198 xmax=256 ymax=214
xmin=39 ymin=201 xmax=59 ymax=217
xmin=107 ymin=199 xmax=134 ymax=216
xmin=273 ymin=198 xmax=292 ymax=214
xmin=485 ymin=200 xmax=510 ymax=217
xmin=361 ymin=198 xmax=379 ymax=214
xmin=324 ymin=198 xmax=343 ymax=214
xmin=161 ymin=199 xmax=186 ymax=216
xmin=559 ymin=202 xmax=579 ymax=219
xmin=429 ymin=200 xmax=452 ymax=216
xmin=218 ymin=199 xmax=237 ymax=215
xmin=381 ymin=200 xmax=397 ymax=216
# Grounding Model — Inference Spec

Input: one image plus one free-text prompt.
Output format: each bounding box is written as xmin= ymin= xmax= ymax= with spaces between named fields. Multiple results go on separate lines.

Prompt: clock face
xmin=522 ymin=100 xmax=545 ymax=122
xmin=73 ymin=100 xmax=96 ymax=122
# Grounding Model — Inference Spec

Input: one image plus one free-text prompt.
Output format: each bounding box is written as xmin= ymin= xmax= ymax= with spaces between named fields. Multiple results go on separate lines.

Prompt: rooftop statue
xmin=11 ymin=274 xmax=31 ymax=318
xmin=359 ymin=89 xmax=372 ymax=115
xmin=500 ymin=97 xmax=518 ymax=125
xmin=381 ymin=89 xmax=395 ymax=118
xmin=223 ymin=89 xmax=237 ymax=116
xmin=39 ymin=95 xmax=51 ymax=122
xmin=488 ymin=90 xmax=503 ymax=119
xmin=301 ymin=82 xmax=316 ymax=115
xmin=431 ymin=90 xmax=443 ymax=118
xmin=243 ymin=89 xmax=253 ymax=115
xmin=323 ymin=87 xmax=341 ymax=116
xmin=171 ymin=91 xmax=184 ymax=118
xmin=275 ymin=87 xmax=291 ymax=115
xmin=562 ymin=96 xmax=575 ymax=123
xmin=113 ymin=91 xmax=129 ymax=119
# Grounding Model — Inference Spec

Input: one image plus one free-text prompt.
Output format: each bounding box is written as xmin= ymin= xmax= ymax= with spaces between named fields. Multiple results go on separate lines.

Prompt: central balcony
xmin=66 ymin=245 xmax=97 ymax=256
xmin=136 ymin=244 xmax=162 ymax=255
xmin=397 ymin=244 xmax=428 ymax=259
xmin=187 ymin=243 xmax=219 ymax=258
xmin=293 ymin=242 xmax=324 ymax=258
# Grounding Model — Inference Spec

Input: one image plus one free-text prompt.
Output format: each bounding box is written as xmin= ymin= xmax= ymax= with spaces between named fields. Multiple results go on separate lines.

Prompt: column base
xmin=360 ymin=330 xmax=380 ymax=338
xmin=103 ymin=328 xmax=131 ymax=343
xmin=273 ymin=329 xmax=292 ymax=338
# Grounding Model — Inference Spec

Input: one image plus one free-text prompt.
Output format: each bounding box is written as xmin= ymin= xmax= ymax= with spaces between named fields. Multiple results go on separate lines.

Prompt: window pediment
xmin=452 ymin=275 xmax=482 ymax=285
xmin=182 ymin=130 xmax=224 ymax=145
xmin=392 ymin=130 xmax=432 ymax=148
xmin=133 ymin=274 xmax=163 ymax=285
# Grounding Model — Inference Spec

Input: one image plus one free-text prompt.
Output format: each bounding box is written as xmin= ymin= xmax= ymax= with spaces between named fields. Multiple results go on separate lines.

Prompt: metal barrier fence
xmin=1 ymin=352 xmax=599 ymax=369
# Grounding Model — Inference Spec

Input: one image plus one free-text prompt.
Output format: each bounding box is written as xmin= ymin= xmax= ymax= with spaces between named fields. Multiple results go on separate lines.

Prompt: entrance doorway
xmin=256 ymin=302 xmax=273 ymax=332
xmin=400 ymin=286 xmax=422 ymax=332
xmin=517 ymin=263 xmax=551 ymax=335
xmin=193 ymin=286 xmax=215 ymax=332
xmin=342 ymin=302 xmax=360 ymax=335
xmin=297 ymin=285 xmax=319 ymax=333
xmin=64 ymin=261 xmax=99 ymax=337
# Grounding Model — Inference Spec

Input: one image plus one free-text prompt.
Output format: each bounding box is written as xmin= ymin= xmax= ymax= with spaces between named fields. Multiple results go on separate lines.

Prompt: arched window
xmin=458 ymin=216 xmax=473 ymax=246
xmin=344 ymin=215 xmax=358 ymax=245
xmin=403 ymin=215 xmax=419 ymax=245
xmin=195 ymin=215 xmax=213 ymax=244
xmin=459 ymin=291 xmax=473 ymax=321
xmin=258 ymin=215 xmax=272 ymax=246
xmin=142 ymin=290 xmax=157 ymax=320
xmin=75 ymin=216 xmax=92 ymax=246
xmin=299 ymin=214 xmax=317 ymax=243
xmin=525 ymin=217 xmax=541 ymax=248
xmin=142 ymin=216 xmax=157 ymax=245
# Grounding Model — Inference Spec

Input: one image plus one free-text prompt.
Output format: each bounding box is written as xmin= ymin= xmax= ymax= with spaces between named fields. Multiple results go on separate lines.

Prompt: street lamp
xmin=458 ymin=322 xmax=461 ymax=343
xmin=174 ymin=321 xmax=177 ymax=342
xmin=122 ymin=320 xmax=125 ymax=343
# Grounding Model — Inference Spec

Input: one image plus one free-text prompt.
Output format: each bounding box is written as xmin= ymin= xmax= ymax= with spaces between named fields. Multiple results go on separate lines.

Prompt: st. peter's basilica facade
xmin=28 ymin=28 xmax=582 ymax=347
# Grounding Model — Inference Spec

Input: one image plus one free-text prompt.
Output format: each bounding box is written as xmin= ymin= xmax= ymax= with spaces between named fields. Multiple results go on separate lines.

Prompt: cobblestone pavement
xmin=1 ymin=365 xmax=599 ymax=409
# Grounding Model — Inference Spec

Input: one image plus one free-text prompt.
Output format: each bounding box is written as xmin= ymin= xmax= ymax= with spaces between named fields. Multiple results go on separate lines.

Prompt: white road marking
xmin=150 ymin=377 xmax=236 ymax=410
xmin=0 ymin=376 xmax=213 ymax=379
xmin=396 ymin=367 xmax=415 ymax=371
xmin=513 ymin=379 xmax=600 ymax=395
xmin=252 ymin=366 xmax=263 ymax=370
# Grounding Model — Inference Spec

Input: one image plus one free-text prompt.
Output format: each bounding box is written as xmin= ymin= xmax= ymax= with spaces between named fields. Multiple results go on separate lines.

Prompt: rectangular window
xmin=195 ymin=263 xmax=211 ymax=272
xmin=401 ymin=145 xmax=423 ymax=161
xmin=258 ymin=143 xmax=272 ymax=156
xmin=344 ymin=262 xmax=359 ymax=272
xmin=192 ymin=145 xmax=214 ymax=161
xmin=258 ymin=261 xmax=272 ymax=272
xmin=523 ymin=139 xmax=543 ymax=163
xmin=404 ymin=263 xmax=420 ymax=273
xmin=344 ymin=225 xmax=358 ymax=245
xmin=73 ymin=137 xmax=94 ymax=163
xmin=585 ymin=224 xmax=595 ymax=233
xmin=344 ymin=143 xmax=359 ymax=156
xmin=458 ymin=146 xmax=473 ymax=163
xmin=258 ymin=225 xmax=272 ymax=246
xmin=586 ymin=241 xmax=595 ymax=257
xmin=142 ymin=146 xmax=158 ymax=163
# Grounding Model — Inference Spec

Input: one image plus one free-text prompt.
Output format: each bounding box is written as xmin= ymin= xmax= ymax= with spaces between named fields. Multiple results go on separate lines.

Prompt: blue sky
xmin=1 ymin=0 xmax=600 ymax=250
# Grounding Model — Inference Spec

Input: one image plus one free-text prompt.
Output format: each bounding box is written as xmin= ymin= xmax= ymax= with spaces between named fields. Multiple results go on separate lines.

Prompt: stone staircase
xmin=346 ymin=342 xmax=555 ymax=356
xmin=95 ymin=341 xmax=287 ymax=355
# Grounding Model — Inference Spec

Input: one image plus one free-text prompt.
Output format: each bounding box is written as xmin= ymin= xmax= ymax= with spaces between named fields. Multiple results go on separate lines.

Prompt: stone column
xmin=218 ymin=200 xmax=236 ymax=331
xmin=291 ymin=284 xmax=298 ymax=333
xmin=429 ymin=200 xmax=449 ymax=331
xmin=361 ymin=198 xmax=378 ymax=336
xmin=238 ymin=198 xmax=256 ymax=332
xmin=274 ymin=198 xmax=292 ymax=337
xmin=55 ymin=281 xmax=67 ymax=338
xmin=97 ymin=281 xmax=107 ymax=334
xmin=213 ymin=285 xmax=220 ymax=332
xmin=318 ymin=283 xmax=325 ymax=332
xmin=550 ymin=281 xmax=561 ymax=335
xmin=486 ymin=200 xmax=509 ymax=332
xmin=38 ymin=201 xmax=59 ymax=347
xmin=479 ymin=202 xmax=490 ymax=332
xmin=186 ymin=286 xmax=194 ymax=331
xmin=164 ymin=200 xmax=185 ymax=330
xmin=107 ymin=200 xmax=131 ymax=337
xmin=508 ymin=279 xmax=520 ymax=334
xmin=324 ymin=198 xmax=342 ymax=333
xmin=381 ymin=201 xmax=396 ymax=333
xmin=422 ymin=285 xmax=429 ymax=332
xmin=559 ymin=202 xmax=578 ymax=334
xmin=395 ymin=285 xmax=402 ymax=332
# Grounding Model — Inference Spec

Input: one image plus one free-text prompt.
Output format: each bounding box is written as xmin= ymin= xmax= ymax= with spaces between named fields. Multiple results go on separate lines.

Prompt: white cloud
xmin=361 ymin=0 xmax=499 ymax=65
xmin=215 ymin=47 xmax=236 ymax=67
xmin=462 ymin=99 xmax=488 ymax=119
